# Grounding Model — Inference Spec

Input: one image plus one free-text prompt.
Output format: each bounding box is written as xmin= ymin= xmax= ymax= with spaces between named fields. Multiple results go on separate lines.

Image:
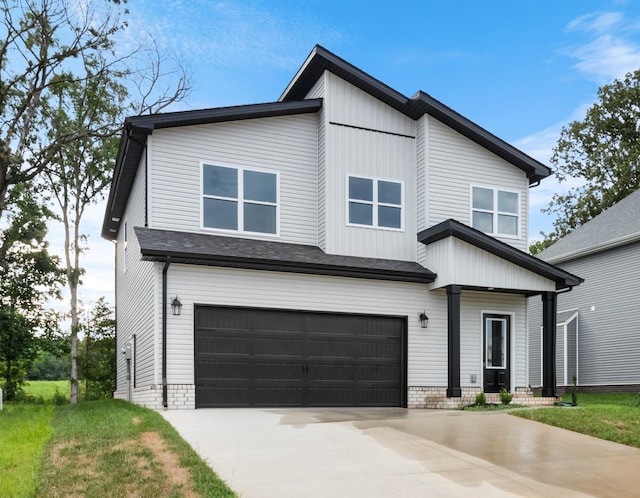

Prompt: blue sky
xmin=74 ymin=0 xmax=640 ymax=307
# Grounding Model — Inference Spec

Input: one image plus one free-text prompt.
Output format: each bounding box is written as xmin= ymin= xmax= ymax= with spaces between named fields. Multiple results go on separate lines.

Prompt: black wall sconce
xmin=171 ymin=296 xmax=183 ymax=316
xmin=419 ymin=311 xmax=429 ymax=328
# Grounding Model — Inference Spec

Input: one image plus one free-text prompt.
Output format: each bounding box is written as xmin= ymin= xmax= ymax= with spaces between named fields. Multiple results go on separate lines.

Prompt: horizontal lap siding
xmin=150 ymin=114 xmax=319 ymax=246
xmin=116 ymin=156 xmax=156 ymax=392
xmin=426 ymin=117 xmax=528 ymax=251
xmin=460 ymin=292 xmax=527 ymax=389
xmin=553 ymin=244 xmax=640 ymax=386
xmin=160 ymin=264 xmax=449 ymax=387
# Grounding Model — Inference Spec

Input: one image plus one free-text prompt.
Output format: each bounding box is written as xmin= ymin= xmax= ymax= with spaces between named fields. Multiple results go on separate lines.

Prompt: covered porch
xmin=417 ymin=220 xmax=583 ymax=407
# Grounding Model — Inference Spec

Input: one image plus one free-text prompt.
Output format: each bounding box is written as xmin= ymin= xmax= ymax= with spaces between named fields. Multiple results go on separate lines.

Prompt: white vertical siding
xmin=423 ymin=237 xmax=556 ymax=292
xmin=321 ymin=73 xmax=417 ymax=260
xmin=306 ymin=75 xmax=326 ymax=250
xmin=326 ymin=72 xmax=414 ymax=136
xmin=115 ymin=154 xmax=157 ymax=394
xmin=150 ymin=114 xmax=319 ymax=246
xmin=426 ymin=117 xmax=529 ymax=251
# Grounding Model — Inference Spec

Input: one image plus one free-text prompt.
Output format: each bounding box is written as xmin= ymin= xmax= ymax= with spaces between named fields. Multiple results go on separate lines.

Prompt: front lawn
xmin=512 ymin=392 xmax=640 ymax=448
xmin=0 ymin=404 xmax=54 ymax=498
xmin=0 ymin=393 xmax=236 ymax=497
xmin=37 ymin=399 xmax=236 ymax=497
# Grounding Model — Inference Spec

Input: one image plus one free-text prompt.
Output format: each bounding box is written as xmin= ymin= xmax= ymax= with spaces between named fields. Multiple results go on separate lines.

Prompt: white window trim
xmin=200 ymin=162 xmax=280 ymax=236
xmin=346 ymin=174 xmax=404 ymax=231
xmin=470 ymin=185 xmax=520 ymax=238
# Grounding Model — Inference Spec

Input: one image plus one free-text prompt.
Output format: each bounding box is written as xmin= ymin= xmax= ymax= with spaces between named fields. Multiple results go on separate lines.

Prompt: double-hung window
xmin=471 ymin=186 xmax=519 ymax=236
xmin=348 ymin=176 xmax=403 ymax=230
xmin=202 ymin=164 xmax=278 ymax=234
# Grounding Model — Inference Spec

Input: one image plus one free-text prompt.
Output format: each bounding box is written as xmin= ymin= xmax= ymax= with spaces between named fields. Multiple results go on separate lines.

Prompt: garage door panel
xmin=194 ymin=306 xmax=406 ymax=408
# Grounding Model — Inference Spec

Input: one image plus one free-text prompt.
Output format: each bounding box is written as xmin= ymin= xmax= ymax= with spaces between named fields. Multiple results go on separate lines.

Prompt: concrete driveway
xmin=162 ymin=408 xmax=640 ymax=497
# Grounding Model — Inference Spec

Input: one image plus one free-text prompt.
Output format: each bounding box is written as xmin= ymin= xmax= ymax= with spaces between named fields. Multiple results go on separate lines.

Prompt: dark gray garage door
xmin=194 ymin=306 xmax=407 ymax=408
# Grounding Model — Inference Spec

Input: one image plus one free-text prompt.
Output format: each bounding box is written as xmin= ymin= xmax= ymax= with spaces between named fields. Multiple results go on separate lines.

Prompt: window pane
xmin=349 ymin=177 xmax=373 ymax=201
xmin=486 ymin=320 xmax=506 ymax=368
xmin=498 ymin=214 xmax=518 ymax=235
xmin=244 ymin=170 xmax=276 ymax=203
xmin=244 ymin=203 xmax=276 ymax=233
xmin=472 ymin=187 xmax=493 ymax=210
xmin=349 ymin=202 xmax=372 ymax=225
xmin=378 ymin=181 xmax=401 ymax=205
xmin=472 ymin=211 xmax=493 ymax=233
xmin=203 ymin=165 xmax=238 ymax=198
xmin=378 ymin=206 xmax=401 ymax=228
xmin=204 ymin=198 xmax=237 ymax=230
xmin=498 ymin=190 xmax=518 ymax=214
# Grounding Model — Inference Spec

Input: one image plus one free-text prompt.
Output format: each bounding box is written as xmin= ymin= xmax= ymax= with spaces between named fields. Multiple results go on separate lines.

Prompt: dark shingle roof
xmin=538 ymin=189 xmax=640 ymax=263
xmin=417 ymin=219 xmax=583 ymax=290
xmin=134 ymin=227 xmax=436 ymax=284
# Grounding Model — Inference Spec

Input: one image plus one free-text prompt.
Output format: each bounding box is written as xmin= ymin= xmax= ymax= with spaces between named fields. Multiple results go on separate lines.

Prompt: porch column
xmin=446 ymin=285 xmax=462 ymax=397
xmin=541 ymin=291 xmax=557 ymax=397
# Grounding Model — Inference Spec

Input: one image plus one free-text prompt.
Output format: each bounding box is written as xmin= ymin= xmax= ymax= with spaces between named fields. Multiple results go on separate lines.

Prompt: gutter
xmin=161 ymin=257 xmax=171 ymax=408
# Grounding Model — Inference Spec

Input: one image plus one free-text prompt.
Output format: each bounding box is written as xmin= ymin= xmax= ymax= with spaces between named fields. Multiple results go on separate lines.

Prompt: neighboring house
xmin=529 ymin=189 xmax=640 ymax=392
xmin=102 ymin=45 xmax=581 ymax=410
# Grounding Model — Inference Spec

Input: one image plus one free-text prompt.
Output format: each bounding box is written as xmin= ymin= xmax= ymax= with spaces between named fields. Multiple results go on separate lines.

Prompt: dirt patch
xmin=132 ymin=416 xmax=142 ymax=425
xmin=140 ymin=431 xmax=197 ymax=498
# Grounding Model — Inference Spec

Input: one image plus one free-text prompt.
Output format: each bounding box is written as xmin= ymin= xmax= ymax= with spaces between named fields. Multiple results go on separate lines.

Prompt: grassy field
xmin=24 ymin=380 xmax=69 ymax=402
xmin=512 ymin=392 xmax=640 ymax=448
xmin=0 ymin=383 xmax=236 ymax=498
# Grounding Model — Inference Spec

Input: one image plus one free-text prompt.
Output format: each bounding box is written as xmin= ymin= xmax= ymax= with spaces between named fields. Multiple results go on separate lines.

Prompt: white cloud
xmin=564 ymin=11 xmax=640 ymax=82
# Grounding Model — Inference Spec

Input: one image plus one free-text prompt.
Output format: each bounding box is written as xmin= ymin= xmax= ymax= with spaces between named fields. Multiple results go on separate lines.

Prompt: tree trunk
xmin=70 ymin=283 xmax=79 ymax=404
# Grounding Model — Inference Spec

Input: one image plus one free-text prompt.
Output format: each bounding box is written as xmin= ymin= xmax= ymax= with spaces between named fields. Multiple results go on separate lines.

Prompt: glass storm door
xmin=483 ymin=314 xmax=510 ymax=393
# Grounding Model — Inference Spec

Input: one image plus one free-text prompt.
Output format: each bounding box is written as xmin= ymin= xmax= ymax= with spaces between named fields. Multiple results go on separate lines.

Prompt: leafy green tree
xmin=0 ymin=185 xmax=64 ymax=399
xmin=0 ymin=305 xmax=36 ymax=400
xmin=536 ymin=69 xmax=640 ymax=252
xmin=78 ymin=297 xmax=115 ymax=400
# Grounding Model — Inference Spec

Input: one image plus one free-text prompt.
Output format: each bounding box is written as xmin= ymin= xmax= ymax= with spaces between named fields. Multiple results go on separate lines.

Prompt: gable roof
xmin=417 ymin=219 xmax=583 ymax=290
xmin=101 ymin=99 xmax=323 ymax=239
xmin=134 ymin=227 xmax=436 ymax=283
xmin=280 ymin=45 xmax=551 ymax=184
xmin=539 ymin=189 xmax=640 ymax=264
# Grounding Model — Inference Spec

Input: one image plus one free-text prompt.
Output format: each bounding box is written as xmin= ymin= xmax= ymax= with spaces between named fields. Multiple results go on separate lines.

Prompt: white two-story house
xmin=102 ymin=46 xmax=581 ymax=410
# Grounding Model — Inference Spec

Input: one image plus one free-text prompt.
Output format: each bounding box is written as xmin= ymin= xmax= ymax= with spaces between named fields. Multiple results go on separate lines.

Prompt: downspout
xmin=162 ymin=257 xmax=171 ymax=408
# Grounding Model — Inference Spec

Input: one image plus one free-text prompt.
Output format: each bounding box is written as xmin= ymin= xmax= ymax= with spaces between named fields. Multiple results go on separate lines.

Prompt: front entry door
xmin=483 ymin=314 xmax=510 ymax=393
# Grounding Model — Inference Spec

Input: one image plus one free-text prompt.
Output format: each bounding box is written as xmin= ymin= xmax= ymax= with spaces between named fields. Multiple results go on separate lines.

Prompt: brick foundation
xmin=113 ymin=384 xmax=195 ymax=410
xmin=408 ymin=386 xmax=559 ymax=409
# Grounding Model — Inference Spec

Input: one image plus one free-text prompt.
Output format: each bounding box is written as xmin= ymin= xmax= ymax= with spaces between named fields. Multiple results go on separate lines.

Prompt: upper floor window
xmin=471 ymin=186 xmax=519 ymax=236
xmin=348 ymin=176 xmax=403 ymax=230
xmin=202 ymin=164 xmax=278 ymax=235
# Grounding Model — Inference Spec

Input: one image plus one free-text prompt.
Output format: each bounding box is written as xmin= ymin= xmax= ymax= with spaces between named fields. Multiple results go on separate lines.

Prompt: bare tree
xmin=41 ymin=21 xmax=190 ymax=404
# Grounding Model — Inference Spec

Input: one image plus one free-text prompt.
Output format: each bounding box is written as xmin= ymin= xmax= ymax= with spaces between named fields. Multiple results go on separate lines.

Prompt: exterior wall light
xmin=171 ymin=296 xmax=183 ymax=316
xmin=419 ymin=311 xmax=429 ymax=328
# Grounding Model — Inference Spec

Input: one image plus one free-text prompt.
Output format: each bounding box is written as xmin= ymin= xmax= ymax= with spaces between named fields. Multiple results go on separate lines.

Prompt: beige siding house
xmin=103 ymin=46 xmax=581 ymax=410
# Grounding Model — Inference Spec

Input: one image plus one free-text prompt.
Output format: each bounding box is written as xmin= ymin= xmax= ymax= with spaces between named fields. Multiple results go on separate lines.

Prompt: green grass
xmin=0 ymin=404 xmax=54 ymax=498
xmin=512 ymin=392 xmax=640 ymax=448
xmin=37 ymin=399 xmax=236 ymax=497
